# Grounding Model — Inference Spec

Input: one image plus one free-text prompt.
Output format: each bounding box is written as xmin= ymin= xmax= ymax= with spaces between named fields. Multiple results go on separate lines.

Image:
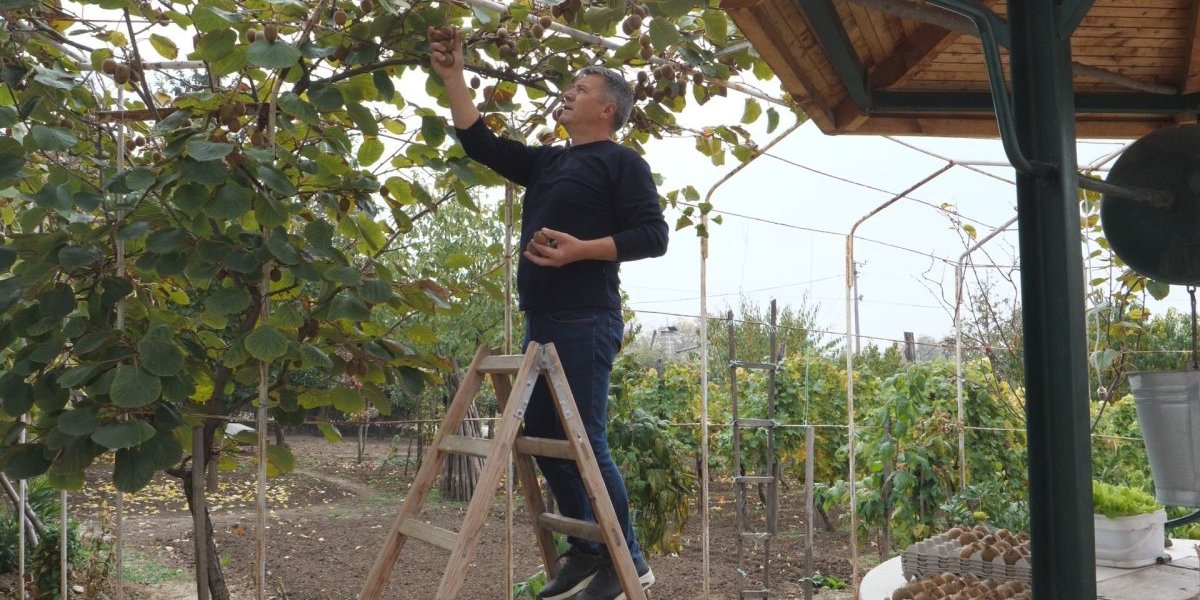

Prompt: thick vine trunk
xmin=180 ymin=469 xmax=230 ymax=600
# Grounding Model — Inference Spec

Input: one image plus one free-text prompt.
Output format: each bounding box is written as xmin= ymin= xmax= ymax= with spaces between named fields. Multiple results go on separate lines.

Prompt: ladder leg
xmin=360 ymin=345 xmax=491 ymax=600
xmin=492 ymin=373 xmax=560 ymax=579
xmin=541 ymin=345 xmax=647 ymax=600
xmin=436 ymin=344 xmax=543 ymax=599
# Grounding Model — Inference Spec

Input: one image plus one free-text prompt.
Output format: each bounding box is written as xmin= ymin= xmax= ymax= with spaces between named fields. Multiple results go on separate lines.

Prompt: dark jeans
xmin=522 ymin=307 xmax=643 ymax=564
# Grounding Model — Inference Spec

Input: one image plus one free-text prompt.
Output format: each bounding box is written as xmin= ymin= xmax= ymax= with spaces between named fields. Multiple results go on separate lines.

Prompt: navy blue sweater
xmin=456 ymin=117 xmax=669 ymax=311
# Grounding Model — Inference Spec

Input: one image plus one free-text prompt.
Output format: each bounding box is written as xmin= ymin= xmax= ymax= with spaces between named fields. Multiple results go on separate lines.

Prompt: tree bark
xmin=440 ymin=369 xmax=482 ymax=502
xmin=179 ymin=469 xmax=230 ymax=600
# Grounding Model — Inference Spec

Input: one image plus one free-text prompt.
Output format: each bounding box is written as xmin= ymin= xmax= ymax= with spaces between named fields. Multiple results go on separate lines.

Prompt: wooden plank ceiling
xmin=722 ymin=0 xmax=1200 ymax=138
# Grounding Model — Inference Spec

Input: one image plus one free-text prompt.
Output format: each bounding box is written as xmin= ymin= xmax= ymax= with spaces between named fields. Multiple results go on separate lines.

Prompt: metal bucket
xmin=1131 ymin=369 xmax=1200 ymax=506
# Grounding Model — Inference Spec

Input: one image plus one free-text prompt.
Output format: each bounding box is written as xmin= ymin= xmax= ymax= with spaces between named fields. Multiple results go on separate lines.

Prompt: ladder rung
xmin=735 ymin=418 xmax=777 ymax=428
xmin=439 ymin=435 xmax=492 ymax=458
xmin=741 ymin=532 xmax=773 ymax=542
xmin=734 ymin=476 xmax=775 ymax=484
xmin=478 ymin=354 xmax=524 ymax=374
xmin=397 ymin=518 xmax=458 ymax=551
xmin=740 ymin=590 xmax=770 ymax=598
xmin=537 ymin=512 xmax=603 ymax=542
xmin=731 ymin=360 xmax=777 ymax=371
xmin=515 ymin=436 xmax=573 ymax=460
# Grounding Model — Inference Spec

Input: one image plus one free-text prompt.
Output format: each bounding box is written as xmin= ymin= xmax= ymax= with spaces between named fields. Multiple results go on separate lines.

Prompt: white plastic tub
xmin=1094 ymin=510 xmax=1168 ymax=568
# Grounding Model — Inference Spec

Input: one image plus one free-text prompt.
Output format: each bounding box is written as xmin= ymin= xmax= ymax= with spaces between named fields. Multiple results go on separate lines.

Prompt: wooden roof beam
xmin=1185 ymin=0 xmax=1200 ymax=94
xmin=794 ymin=0 xmax=872 ymax=110
xmin=868 ymin=25 xmax=961 ymax=89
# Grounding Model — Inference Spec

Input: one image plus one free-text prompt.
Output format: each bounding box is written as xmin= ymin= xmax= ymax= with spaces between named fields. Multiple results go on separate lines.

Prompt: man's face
xmin=557 ymin=74 xmax=613 ymax=132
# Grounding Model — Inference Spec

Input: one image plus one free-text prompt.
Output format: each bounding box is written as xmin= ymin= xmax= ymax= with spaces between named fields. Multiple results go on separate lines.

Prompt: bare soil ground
xmin=8 ymin=434 xmax=865 ymax=599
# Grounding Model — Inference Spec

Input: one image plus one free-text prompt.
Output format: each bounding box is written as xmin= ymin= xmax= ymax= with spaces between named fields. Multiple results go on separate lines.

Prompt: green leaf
xmin=247 ymin=39 xmax=301 ymax=69
xmin=649 ymin=17 xmax=683 ymax=50
xmin=373 ymin=70 xmax=395 ymax=102
xmin=245 ymin=326 xmax=288 ymax=361
xmin=257 ymin=165 xmax=297 ymax=196
xmin=186 ymin=139 xmax=234 ymax=161
xmin=444 ymin=251 xmax=473 ymax=269
xmin=300 ymin=343 xmax=333 ymax=369
xmin=421 ymin=116 xmax=446 ymax=147
xmin=146 ymin=228 xmax=188 ymax=254
xmin=325 ymin=266 xmax=361 ymax=286
xmin=208 ymin=181 xmax=251 ymax=220
xmin=357 ymin=137 xmax=384 ymax=165
xmin=39 ymin=282 xmax=75 ymax=318
xmin=0 ymin=246 xmax=15 ymax=272
xmin=58 ymin=365 xmax=97 ymax=390
xmin=193 ymin=4 xmax=241 ymax=32
xmin=307 ymin=84 xmax=344 ymax=112
xmin=329 ymin=387 xmax=365 ymax=413
xmin=702 ymin=9 xmax=728 ymax=45
xmin=58 ymin=404 xmax=100 ymax=436
xmin=278 ymin=92 xmax=320 ymax=125
xmin=4 ymin=444 xmax=51 ymax=479
xmin=58 ymin=246 xmax=100 ymax=271
xmin=266 ymin=233 xmax=301 ymax=265
xmin=29 ymin=125 xmax=78 ymax=151
xmin=114 ymin=446 xmax=157 ymax=492
xmin=0 ymin=138 xmax=25 ymax=179
xmin=265 ymin=443 xmax=295 ymax=477
xmin=741 ymin=98 xmax=762 ymax=124
xmin=766 ymin=107 xmax=780 ymax=134
xmin=330 ymin=296 xmax=371 ymax=321
xmin=91 ymin=420 xmax=156 ymax=450
xmin=149 ymin=33 xmax=179 ymax=59
xmin=1147 ymin=279 xmax=1171 ymax=300
xmin=207 ymin=286 xmax=252 ymax=315
xmin=110 ymin=365 xmax=162 ymax=408
xmin=358 ymin=279 xmax=395 ymax=304
xmin=345 ymin=103 xmax=379 ymax=135
xmin=126 ymin=167 xmax=157 ymax=190
xmin=138 ymin=338 xmax=185 ymax=377
xmin=317 ymin=421 xmax=341 ymax=443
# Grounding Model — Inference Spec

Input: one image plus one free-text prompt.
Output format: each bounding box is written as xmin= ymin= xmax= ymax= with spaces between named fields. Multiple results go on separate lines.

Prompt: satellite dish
xmin=1100 ymin=125 xmax=1200 ymax=285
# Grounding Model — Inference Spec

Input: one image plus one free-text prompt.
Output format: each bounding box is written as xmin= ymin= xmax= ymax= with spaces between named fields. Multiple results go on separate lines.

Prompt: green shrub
xmin=1093 ymin=480 xmax=1160 ymax=519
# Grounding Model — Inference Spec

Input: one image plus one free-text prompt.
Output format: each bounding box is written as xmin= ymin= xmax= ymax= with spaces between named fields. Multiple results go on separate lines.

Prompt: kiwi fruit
xmin=334 ymin=9 xmax=348 ymax=25
xmin=101 ymin=58 xmax=118 ymax=75
xmin=264 ymin=23 xmax=279 ymax=43
xmin=540 ymin=15 xmax=553 ymax=28
xmin=113 ymin=64 xmax=131 ymax=85
xmin=360 ymin=0 xmax=373 ymax=11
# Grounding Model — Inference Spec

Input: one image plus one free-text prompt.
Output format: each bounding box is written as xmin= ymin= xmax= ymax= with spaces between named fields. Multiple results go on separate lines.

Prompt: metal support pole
xmin=954 ymin=215 xmax=1018 ymax=492
xmin=1010 ymin=2 xmax=1096 ymax=597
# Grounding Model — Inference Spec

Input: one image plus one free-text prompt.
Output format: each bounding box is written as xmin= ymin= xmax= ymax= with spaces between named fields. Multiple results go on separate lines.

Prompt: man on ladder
xmin=431 ymin=30 xmax=669 ymax=600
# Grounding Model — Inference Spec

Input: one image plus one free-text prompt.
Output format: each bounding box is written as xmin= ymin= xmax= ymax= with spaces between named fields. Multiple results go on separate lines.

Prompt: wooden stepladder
xmin=360 ymin=342 xmax=647 ymax=600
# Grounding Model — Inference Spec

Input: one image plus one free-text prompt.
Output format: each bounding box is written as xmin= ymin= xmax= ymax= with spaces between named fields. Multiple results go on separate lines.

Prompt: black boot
xmin=539 ymin=547 xmax=603 ymax=600
xmin=577 ymin=556 xmax=655 ymax=600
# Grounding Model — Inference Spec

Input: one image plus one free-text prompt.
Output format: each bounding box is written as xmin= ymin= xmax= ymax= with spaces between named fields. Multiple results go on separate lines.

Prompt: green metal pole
xmin=1010 ymin=2 xmax=1096 ymax=598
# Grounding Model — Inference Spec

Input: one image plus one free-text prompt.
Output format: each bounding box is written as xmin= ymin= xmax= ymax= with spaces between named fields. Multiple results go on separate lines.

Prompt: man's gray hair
xmin=576 ymin=66 xmax=634 ymax=133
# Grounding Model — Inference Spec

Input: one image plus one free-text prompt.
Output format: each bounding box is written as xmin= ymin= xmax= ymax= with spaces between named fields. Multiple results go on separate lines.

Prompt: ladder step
xmin=733 ymin=476 xmax=775 ymax=484
xmin=439 ymin=435 xmax=492 ymax=458
xmin=397 ymin=518 xmax=458 ymax=552
xmin=740 ymin=590 xmax=770 ymax=598
xmin=515 ymin=436 xmax=573 ymax=460
xmin=731 ymin=360 xmax=777 ymax=371
xmin=741 ymin=532 xmax=773 ymax=542
xmin=478 ymin=354 xmax=524 ymax=374
xmin=735 ymin=418 xmax=777 ymax=428
xmin=537 ymin=512 xmax=603 ymax=542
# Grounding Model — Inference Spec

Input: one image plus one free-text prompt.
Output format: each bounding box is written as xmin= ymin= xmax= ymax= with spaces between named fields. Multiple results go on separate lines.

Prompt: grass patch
xmin=123 ymin=551 xmax=185 ymax=585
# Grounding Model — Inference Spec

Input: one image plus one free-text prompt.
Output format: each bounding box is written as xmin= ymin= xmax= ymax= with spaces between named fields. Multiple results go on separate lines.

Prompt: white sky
xmin=617 ymin=108 xmax=1192 ymax=350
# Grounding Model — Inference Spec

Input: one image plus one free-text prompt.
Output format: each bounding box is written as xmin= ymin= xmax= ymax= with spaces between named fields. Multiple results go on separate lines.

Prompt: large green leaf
xmin=114 ymin=446 xmax=156 ymax=492
xmin=91 ymin=420 xmax=156 ymax=449
xmin=29 ymin=125 xmax=78 ymax=151
xmin=110 ymin=365 xmax=162 ymax=408
xmin=207 ymin=286 xmax=252 ymax=315
xmin=138 ymin=338 xmax=185 ymax=377
xmin=265 ymin=443 xmax=295 ymax=477
xmin=300 ymin=343 xmax=333 ymax=369
xmin=57 ymin=404 xmax=100 ymax=436
xmin=358 ymin=279 xmax=395 ymax=304
xmin=345 ymin=103 xmax=379 ymax=136
xmin=208 ymin=182 xmax=251 ymax=220
xmin=193 ymin=4 xmax=241 ymax=32
xmin=186 ymin=138 xmax=234 ymax=161
xmin=329 ymin=387 xmax=365 ymax=414
xmin=58 ymin=246 xmax=99 ymax=271
xmin=149 ymin=33 xmax=179 ymax=59
xmin=266 ymin=233 xmax=301 ymax=265
xmin=649 ymin=17 xmax=683 ymax=49
xmin=245 ymin=326 xmax=288 ymax=360
xmin=0 ymin=138 xmax=25 ymax=179
xmin=257 ymin=164 xmax=297 ymax=196
xmin=247 ymin=39 xmax=301 ymax=69
xmin=4 ymin=443 xmax=51 ymax=479
xmin=308 ymin=84 xmax=344 ymax=112
xmin=357 ymin=137 xmax=384 ymax=165
xmin=39 ymin=282 xmax=75 ymax=317
xmin=57 ymin=365 xmax=97 ymax=390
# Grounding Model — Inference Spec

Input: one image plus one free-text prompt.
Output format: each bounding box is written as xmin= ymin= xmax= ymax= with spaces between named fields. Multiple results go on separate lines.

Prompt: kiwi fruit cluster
xmin=947 ymin=525 xmax=1030 ymax=565
xmin=550 ymin=0 xmax=583 ymax=24
xmin=621 ymin=4 xmax=648 ymax=35
xmin=101 ymin=58 xmax=140 ymax=85
xmin=891 ymin=573 xmax=1030 ymax=600
xmin=426 ymin=25 xmax=457 ymax=67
